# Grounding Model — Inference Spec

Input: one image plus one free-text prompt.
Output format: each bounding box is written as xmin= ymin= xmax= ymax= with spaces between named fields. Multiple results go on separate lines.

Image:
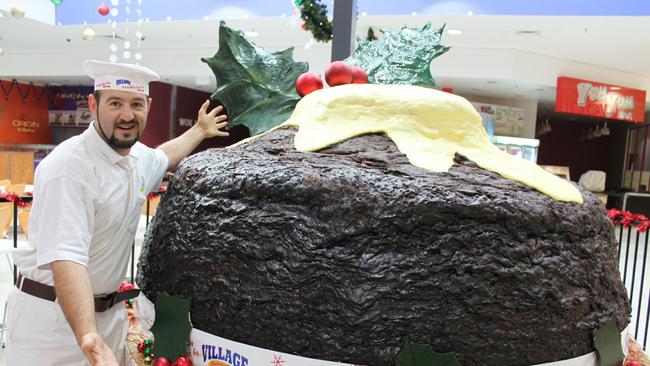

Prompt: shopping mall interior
xmin=1 ymin=1 xmax=650 ymax=365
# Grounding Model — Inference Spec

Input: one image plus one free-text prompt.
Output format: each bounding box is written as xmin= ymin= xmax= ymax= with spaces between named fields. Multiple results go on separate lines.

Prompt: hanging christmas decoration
xmin=10 ymin=4 xmax=26 ymax=18
xmin=295 ymin=0 xmax=332 ymax=42
xmin=82 ymin=28 xmax=96 ymax=41
xmin=98 ymin=3 xmax=110 ymax=16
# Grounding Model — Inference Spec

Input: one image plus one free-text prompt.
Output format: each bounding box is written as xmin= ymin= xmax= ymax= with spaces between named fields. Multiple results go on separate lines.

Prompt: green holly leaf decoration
xmin=149 ymin=292 xmax=192 ymax=360
xmin=345 ymin=22 xmax=450 ymax=86
xmin=592 ymin=316 xmax=626 ymax=366
xmin=201 ymin=21 xmax=308 ymax=136
xmin=395 ymin=339 xmax=460 ymax=366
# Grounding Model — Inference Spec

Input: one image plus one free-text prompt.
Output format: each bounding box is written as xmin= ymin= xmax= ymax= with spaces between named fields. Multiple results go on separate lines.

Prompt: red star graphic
xmin=271 ymin=354 xmax=286 ymax=366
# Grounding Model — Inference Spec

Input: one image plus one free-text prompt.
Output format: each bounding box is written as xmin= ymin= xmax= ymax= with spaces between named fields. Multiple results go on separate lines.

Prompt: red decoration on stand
xmin=324 ymin=61 xmax=353 ymax=86
xmin=147 ymin=185 xmax=168 ymax=200
xmin=608 ymin=208 xmax=650 ymax=232
xmin=0 ymin=192 xmax=29 ymax=208
xmin=295 ymin=72 xmax=324 ymax=97
xmin=98 ymin=3 xmax=110 ymax=16
xmin=119 ymin=281 xmax=136 ymax=292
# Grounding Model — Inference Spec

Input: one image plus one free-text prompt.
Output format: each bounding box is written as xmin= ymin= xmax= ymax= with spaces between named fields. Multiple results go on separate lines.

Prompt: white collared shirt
xmin=14 ymin=122 xmax=168 ymax=295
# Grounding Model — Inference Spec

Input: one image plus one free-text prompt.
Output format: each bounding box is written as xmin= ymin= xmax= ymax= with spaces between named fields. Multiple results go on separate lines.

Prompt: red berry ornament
xmin=98 ymin=3 xmax=109 ymax=16
xmin=152 ymin=357 xmax=172 ymax=366
xmin=324 ymin=61 xmax=353 ymax=86
xmin=295 ymin=72 xmax=324 ymax=97
xmin=350 ymin=66 xmax=368 ymax=84
xmin=119 ymin=281 xmax=135 ymax=292
xmin=172 ymin=356 xmax=192 ymax=366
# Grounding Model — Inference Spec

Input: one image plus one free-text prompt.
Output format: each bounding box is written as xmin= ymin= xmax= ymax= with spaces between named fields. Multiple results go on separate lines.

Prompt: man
xmin=6 ymin=60 xmax=229 ymax=365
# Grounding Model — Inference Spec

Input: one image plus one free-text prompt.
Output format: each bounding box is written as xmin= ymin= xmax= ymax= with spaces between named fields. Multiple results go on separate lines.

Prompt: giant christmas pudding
xmin=136 ymin=22 xmax=631 ymax=366
xmin=137 ymin=82 xmax=630 ymax=365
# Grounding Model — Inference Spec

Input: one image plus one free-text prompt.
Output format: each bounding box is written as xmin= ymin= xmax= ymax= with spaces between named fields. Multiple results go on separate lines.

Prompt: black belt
xmin=16 ymin=273 xmax=141 ymax=312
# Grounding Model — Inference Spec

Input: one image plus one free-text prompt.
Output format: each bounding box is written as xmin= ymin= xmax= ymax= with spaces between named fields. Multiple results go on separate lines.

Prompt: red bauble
xmin=324 ymin=61 xmax=353 ymax=87
xmin=98 ymin=3 xmax=109 ymax=16
xmin=152 ymin=357 xmax=172 ymax=366
xmin=172 ymin=356 xmax=192 ymax=366
xmin=119 ymin=281 xmax=135 ymax=292
xmin=295 ymin=72 xmax=324 ymax=97
xmin=625 ymin=361 xmax=642 ymax=366
xmin=350 ymin=66 xmax=368 ymax=84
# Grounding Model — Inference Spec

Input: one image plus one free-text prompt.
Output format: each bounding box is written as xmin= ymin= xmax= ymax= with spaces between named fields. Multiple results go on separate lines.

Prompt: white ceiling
xmin=1 ymin=10 xmax=649 ymax=109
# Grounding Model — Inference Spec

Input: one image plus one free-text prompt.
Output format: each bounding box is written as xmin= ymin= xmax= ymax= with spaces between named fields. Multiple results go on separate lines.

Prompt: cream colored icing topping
xmin=281 ymin=83 xmax=582 ymax=203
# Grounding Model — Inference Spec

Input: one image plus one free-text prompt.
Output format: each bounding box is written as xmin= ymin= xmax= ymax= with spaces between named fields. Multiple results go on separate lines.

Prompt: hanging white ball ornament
xmin=82 ymin=28 xmax=96 ymax=41
xmin=10 ymin=4 xmax=26 ymax=18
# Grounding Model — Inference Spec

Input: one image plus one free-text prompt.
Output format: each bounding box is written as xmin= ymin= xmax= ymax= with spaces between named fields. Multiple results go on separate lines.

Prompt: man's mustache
xmin=115 ymin=120 xmax=139 ymax=128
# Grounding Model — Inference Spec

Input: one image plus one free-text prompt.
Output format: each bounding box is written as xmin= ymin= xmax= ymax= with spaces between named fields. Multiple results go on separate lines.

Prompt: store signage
xmin=179 ymin=118 xmax=196 ymax=127
xmin=556 ymin=76 xmax=646 ymax=122
xmin=12 ymin=119 xmax=39 ymax=133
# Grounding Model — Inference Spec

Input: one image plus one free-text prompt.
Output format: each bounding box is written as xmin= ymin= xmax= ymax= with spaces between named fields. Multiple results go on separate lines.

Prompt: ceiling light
xmin=447 ymin=29 xmax=463 ymax=35
xmin=515 ymin=30 xmax=541 ymax=36
xmin=245 ymin=30 xmax=259 ymax=38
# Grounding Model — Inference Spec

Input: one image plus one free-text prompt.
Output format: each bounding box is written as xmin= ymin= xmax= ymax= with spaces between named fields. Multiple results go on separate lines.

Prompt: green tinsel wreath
xmin=295 ymin=0 xmax=333 ymax=43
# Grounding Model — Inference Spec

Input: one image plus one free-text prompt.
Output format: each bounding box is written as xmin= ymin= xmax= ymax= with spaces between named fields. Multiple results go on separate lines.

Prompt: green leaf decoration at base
xmin=592 ymin=316 xmax=626 ymax=366
xmin=202 ymin=21 xmax=308 ymax=136
xmin=149 ymin=292 xmax=192 ymax=360
xmin=345 ymin=22 xmax=450 ymax=86
xmin=395 ymin=339 xmax=460 ymax=366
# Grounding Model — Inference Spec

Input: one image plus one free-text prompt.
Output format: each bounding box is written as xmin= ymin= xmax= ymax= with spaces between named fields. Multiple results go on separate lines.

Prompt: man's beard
xmin=101 ymin=119 xmax=140 ymax=149
xmin=108 ymin=125 xmax=140 ymax=149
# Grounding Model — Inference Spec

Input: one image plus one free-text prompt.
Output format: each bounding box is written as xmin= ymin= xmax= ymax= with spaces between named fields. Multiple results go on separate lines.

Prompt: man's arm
xmin=158 ymin=99 xmax=229 ymax=169
xmin=52 ymin=260 xmax=118 ymax=366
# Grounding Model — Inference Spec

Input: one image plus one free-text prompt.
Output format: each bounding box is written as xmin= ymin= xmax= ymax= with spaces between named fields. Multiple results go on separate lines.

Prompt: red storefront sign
xmin=555 ymin=76 xmax=646 ymax=123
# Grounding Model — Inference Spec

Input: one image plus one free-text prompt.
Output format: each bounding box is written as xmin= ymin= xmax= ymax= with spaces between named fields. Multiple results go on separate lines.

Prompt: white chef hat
xmin=83 ymin=59 xmax=160 ymax=95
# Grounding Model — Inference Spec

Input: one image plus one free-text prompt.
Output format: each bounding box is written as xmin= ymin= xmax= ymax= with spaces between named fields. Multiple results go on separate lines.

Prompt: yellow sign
xmin=12 ymin=119 xmax=39 ymax=134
